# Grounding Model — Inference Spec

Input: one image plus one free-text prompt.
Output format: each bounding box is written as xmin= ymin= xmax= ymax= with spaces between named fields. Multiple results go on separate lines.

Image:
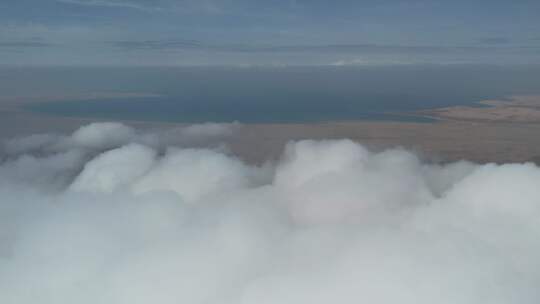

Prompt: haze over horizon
xmin=1 ymin=0 xmax=540 ymax=66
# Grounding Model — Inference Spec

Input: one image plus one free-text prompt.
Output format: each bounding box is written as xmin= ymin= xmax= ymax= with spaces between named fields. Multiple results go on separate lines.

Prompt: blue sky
xmin=1 ymin=0 xmax=540 ymax=66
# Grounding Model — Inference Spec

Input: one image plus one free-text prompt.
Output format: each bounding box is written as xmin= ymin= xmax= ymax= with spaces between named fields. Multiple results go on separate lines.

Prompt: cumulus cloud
xmin=3 ymin=121 xmax=236 ymax=155
xmin=69 ymin=143 xmax=156 ymax=193
xmin=1 ymin=122 xmax=539 ymax=304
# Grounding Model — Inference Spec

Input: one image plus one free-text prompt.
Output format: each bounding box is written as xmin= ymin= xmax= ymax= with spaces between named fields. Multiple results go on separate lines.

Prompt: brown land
xmin=3 ymin=95 xmax=540 ymax=165
xmin=419 ymin=95 xmax=540 ymax=123
xmin=229 ymin=121 xmax=540 ymax=164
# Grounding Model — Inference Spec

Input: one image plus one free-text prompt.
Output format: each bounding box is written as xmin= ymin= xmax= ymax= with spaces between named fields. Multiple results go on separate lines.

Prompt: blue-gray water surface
xmin=10 ymin=65 xmax=540 ymax=123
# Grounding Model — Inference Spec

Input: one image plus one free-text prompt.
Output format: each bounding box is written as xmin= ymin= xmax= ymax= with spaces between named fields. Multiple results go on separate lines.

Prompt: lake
xmin=13 ymin=65 xmax=540 ymax=123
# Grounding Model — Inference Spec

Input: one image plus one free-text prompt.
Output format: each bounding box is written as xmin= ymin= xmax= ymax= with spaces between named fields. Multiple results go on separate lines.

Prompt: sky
xmin=1 ymin=0 xmax=540 ymax=66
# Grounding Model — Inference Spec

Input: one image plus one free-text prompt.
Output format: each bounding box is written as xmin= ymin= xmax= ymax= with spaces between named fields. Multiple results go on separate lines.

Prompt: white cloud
xmin=130 ymin=147 xmax=258 ymax=202
xmin=69 ymin=143 xmax=156 ymax=193
xmin=179 ymin=121 xmax=240 ymax=139
xmin=70 ymin=122 xmax=136 ymax=149
xmin=1 ymin=122 xmax=539 ymax=303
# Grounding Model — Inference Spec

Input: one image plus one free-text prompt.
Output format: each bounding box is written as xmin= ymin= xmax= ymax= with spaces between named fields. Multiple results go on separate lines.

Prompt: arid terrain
xmin=419 ymin=95 xmax=540 ymax=123
xmin=3 ymin=95 xmax=540 ymax=164
xmin=228 ymin=120 xmax=540 ymax=164
xmin=234 ymin=96 xmax=540 ymax=164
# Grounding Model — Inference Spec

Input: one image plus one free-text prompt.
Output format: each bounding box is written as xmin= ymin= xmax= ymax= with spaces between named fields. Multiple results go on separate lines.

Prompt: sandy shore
xmin=229 ymin=120 xmax=540 ymax=164
xmin=3 ymin=107 xmax=540 ymax=165
xmin=4 ymin=93 xmax=540 ymax=164
xmin=419 ymin=95 xmax=540 ymax=123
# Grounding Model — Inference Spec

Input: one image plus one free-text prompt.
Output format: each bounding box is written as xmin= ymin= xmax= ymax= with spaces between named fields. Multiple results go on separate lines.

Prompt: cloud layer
xmin=2 ymin=1 xmax=540 ymax=65
xmin=1 ymin=122 xmax=539 ymax=303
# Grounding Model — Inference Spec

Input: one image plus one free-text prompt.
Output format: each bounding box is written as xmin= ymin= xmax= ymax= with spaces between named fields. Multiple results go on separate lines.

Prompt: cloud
xmin=55 ymin=0 xmax=222 ymax=14
xmin=0 ymin=41 xmax=52 ymax=48
xmin=1 ymin=122 xmax=540 ymax=303
xmin=478 ymin=37 xmax=511 ymax=45
xmin=68 ymin=143 xmax=157 ymax=193
xmin=329 ymin=57 xmax=415 ymax=66
xmin=109 ymin=39 xmax=527 ymax=55
xmin=109 ymin=39 xmax=204 ymax=50
xmin=179 ymin=122 xmax=239 ymax=138
xmin=55 ymin=0 xmax=166 ymax=11
xmin=70 ymin=122 xmax=136 ymax=149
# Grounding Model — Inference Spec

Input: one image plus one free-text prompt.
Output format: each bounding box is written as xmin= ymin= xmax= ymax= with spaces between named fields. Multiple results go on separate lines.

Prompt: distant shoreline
xmin=417 ymin=95 xmax=540 ymax=124
xmin=6 ymin=92 xmax=540 ymax=126
xmin=3 ymin=106 xmax=540 ymax=165
xmin=4 ymin=93 xmax=540 ymax=164
xmin=19 ymin=95 xmax=438 ymax=125
xmin=16 ymin=94 xmax=540 ymax=125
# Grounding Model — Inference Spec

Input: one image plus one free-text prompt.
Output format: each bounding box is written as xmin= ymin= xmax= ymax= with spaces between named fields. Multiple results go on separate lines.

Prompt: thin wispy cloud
xmin=108 ymin=39 xmax=521 ymax=55
xmin=1 ymin=0 xmax=540 ymax=65
xmin=478 ymin=37 xmax=511 ymax=45
xmin=55 ymin=0 xmax=165 ymax=11
xmin=0 ymin=41 xmax=52 ymax=48
xmin=55 ymin=0 xmax=223 ymax=14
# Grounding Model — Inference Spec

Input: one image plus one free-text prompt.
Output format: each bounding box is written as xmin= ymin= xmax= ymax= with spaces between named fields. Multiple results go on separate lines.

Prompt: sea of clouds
xmin=0 ymin=122 xmax=539 ymax=303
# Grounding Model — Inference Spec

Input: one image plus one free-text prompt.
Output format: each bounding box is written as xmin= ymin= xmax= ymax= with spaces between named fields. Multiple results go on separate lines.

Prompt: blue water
xmin=19 ymin=65 xmax=540 ymax=123
xmin=27 ymin=96 xmax=438 ymax=123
